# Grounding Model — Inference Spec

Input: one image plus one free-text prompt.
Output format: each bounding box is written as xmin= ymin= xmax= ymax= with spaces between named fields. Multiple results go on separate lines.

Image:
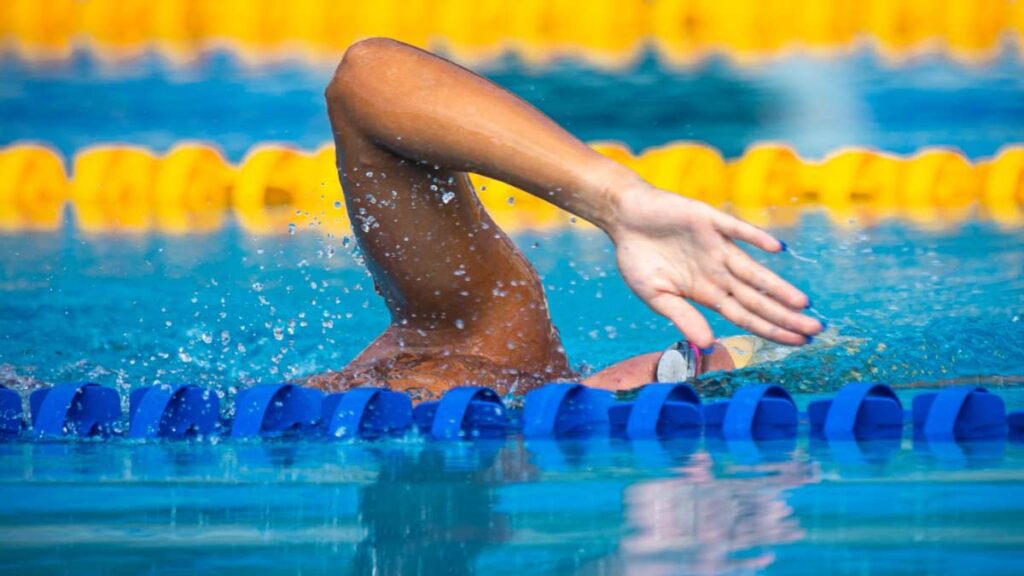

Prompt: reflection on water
xmin=352 ymin=441 xmax=512 ymax=576
xmin=1 ymin=423 xmax=1022 ymax=575
xmin=612 ymin=454 xmax=813 ymax=575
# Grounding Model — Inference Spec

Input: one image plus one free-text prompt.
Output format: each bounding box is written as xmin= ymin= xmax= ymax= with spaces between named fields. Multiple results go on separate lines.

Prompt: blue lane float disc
xmin=322 ymin=387 xmax=412 ymax=439
xmin=30 ymin=382 xmax=121 ymax=439
xmin=231 ymin=384 xmax=324 ymax=438
xmin=413 ymin=386 xmax=509 ymax=440
xmin=808 ymin=382 xmax=904 ymax=441
xmin=0 ymin=385 xmax=23 ymax=437
xmin=704 ymin=384 xmax=798 ymax=440
xmin=128 ymin=384 xmax=220 ymax=440
xmin=914 ymin=386 xmax=1007 ymax=441
xmin=522 ymin=383 xmax=613 ymax=438
xmin=608 ymin=382 xmax=702 ymax=439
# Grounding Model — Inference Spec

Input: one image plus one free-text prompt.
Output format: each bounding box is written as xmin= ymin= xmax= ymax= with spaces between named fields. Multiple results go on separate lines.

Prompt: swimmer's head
xmin=581 ymin=340 xmax=738 ymax=391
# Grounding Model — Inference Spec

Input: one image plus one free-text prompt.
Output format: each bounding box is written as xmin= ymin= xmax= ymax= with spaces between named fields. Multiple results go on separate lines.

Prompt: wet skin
xmin=306 ymin=38 xmax=821 ymax=399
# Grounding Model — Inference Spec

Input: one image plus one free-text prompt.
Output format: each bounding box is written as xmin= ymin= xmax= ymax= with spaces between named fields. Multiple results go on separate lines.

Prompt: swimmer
xmin=307 ymin=38 xmax=822 ymax=399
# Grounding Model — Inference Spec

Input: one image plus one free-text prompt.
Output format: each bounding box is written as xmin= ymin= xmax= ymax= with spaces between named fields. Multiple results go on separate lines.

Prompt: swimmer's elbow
xmin=325 ymin=37 xmax=404 ymax=107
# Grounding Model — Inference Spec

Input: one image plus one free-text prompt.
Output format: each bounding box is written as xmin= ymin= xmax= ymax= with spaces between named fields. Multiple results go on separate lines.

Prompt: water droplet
xmin=507 ymin=196 xmax=515 ymax=205
xmin=334 ymin=201 xmax=342 ymax=208
xmin=441 ymin=191 xmax=455 ymax=204
xmin=288 ymin=223 xmax=296 ymax=235
xmin=365 ymin=171 xmax=374 ymax=177
xmin=273 ymin=327 xmax=284 ymax=341
xmin=455 ymin=319 xmax=465 ymax=330
xmin=200 ymin=332 xmax=213 ymax=345
xmin=251 ymin=282 xmax=264 ymax=292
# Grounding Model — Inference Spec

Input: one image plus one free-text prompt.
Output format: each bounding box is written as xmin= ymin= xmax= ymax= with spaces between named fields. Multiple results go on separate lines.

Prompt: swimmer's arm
xmin=327 ymin=38 xmax=629 ymax=226
xmin=326 ymin=37 xmax=822 ymax=347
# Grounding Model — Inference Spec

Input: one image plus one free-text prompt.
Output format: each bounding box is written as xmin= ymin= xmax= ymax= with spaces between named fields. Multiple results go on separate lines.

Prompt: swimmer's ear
xmin=712 ymin=212 xmax=782 ymax=253
xmin=648 ymin=293 xmax=715 ymax=349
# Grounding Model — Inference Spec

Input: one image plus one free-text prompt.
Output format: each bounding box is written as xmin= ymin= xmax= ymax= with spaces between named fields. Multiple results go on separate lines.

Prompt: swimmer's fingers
xmin=712 ymin=211 xmax=781 ymax=253
xmin=725 ymin=245 xmax=809 ymax=310
xmin=717 ymin=295 xmax=809 ymax=346
xmin=648 ymin=293 xmax=715 ymax=349
xmin=688 ymin=276 xmax=805 ymax=345
xmin=728 ymin=280 xmax=821 ymax=338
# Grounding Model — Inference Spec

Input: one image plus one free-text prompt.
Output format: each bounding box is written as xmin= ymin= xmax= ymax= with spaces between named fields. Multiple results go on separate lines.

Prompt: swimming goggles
xmin=655 ymin=340 xmax=702 ymax=382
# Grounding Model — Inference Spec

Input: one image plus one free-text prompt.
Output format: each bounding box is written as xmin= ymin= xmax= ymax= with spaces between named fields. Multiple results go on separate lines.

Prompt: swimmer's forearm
xmin=325 ymin=37 xmax=641 ymax=230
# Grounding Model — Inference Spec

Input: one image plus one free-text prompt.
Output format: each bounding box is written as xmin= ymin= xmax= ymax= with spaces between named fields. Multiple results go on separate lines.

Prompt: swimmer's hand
xmin=607 ymin=184 xmax=822 ymax=348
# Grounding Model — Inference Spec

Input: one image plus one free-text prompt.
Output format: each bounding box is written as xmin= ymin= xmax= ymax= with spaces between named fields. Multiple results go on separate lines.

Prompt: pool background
xmin=3 ymin=4 xmax=1024 ymax=575
xmin=2 ymin=45 xmax=1023 ymax=393
xmin=3 ymin=49 xmax=1024 ymax=163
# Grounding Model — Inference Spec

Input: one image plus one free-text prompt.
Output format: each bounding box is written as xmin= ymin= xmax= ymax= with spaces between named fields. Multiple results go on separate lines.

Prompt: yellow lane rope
xmin=0 ymin=141 xmax=1022 ymax=234
xmin=1 ymin=0 xmax=1022 ymax=67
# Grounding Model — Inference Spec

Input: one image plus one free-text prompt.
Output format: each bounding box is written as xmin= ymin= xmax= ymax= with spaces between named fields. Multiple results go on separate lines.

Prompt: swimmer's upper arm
xmin=323 ymin=36 xmax=638 ymax=231
xmin=325 ymin=37 xmax=403 ymax=103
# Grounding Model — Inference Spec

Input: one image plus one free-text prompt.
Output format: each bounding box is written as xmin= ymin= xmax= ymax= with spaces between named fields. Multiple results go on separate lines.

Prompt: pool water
xmin=2 ymin=48 xmax=1024 ymax=575
xmin=2 ymin=215 xmax=1023 ymax=393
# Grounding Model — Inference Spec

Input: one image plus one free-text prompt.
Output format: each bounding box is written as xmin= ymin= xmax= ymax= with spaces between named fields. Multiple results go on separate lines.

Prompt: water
xmin=3 ymin=48 xmax=1024 ymax=162
xmin=2 ymin=48 xmax=1024 ymax=575
xmin=1 ymin=215 xmax=1022 ymax=393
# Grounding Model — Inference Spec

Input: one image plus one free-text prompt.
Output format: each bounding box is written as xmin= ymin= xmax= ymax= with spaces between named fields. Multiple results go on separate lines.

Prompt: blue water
xmin=2 ymin=48 xmax=1024 ymax=575
xmin=2 ymin=215 xmax=1023 ymax=392
xmin=1 ymin=408 xmax=1023 ymax=575
xmin=2 ymin=48 xmax=1024 ymax=162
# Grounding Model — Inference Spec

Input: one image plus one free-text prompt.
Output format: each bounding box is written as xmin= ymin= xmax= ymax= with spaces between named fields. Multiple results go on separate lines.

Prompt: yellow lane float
xmin=152 ymin=144 xmax=232 ymax=234
xmin=0 ymin=144 xmax=68 ymax=231
xmin=637 ymin=142 xmax=728 ymax=208
xmin=71 ymin=146 xmax=159 ymax=233
xmin=1 ymin=141 xmax=1023 ymax=234
xmin=901 ymin=149 xmax=978 ymax=227
xmin=232 ymin=144 xmax=350 ymax=235
xmin=2 ymin=0 xmax=1022 ymax=67
xmin=815 ymin=148 xmax=902 ymax=228
xmin=979 ymin=146 xmax=1024 ymax=226
xmin=728 ymin=144 xmax=807 ymax=227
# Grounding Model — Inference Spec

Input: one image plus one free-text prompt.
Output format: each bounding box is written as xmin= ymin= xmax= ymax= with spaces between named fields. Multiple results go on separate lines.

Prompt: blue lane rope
xmin=4 ymin=382 xmax=1021 ymax=448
